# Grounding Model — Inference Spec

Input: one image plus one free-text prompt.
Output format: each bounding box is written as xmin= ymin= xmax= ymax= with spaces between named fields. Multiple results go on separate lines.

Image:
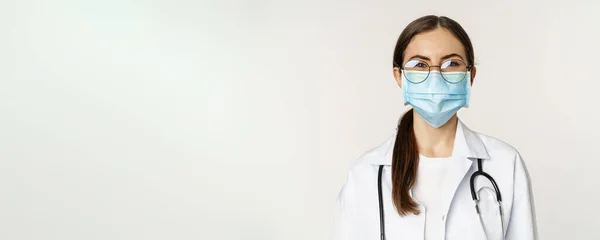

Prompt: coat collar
xmin=367 ymin=119 xmax=490 ymax=166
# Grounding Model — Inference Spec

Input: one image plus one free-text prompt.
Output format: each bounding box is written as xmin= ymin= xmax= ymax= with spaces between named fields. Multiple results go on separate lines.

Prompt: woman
xmin=334 ymin=16 xmax=536 ymax=240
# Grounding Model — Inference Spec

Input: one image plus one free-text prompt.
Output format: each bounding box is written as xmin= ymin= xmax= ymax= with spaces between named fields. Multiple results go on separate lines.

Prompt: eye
xmin=441 ymin=59 xmax=466 ymax=70
xmin=415 ymin=62 xmax=428 ymax=68
xmin=404 ymin=59 xmax=429 ymax=70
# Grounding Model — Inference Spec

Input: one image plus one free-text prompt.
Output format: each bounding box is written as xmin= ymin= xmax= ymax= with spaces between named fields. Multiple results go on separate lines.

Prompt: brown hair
xmin=390 ymin=15 xmax=475 ymax=216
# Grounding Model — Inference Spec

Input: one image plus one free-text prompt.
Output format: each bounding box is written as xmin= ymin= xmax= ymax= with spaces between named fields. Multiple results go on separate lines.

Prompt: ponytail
xmin=391 ymin=109 xmax=420 ymax=215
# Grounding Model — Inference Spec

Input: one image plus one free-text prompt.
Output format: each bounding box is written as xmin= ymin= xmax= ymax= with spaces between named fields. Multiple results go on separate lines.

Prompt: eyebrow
xmin=407 ymin=53 xmax=465 ymax=61
xmin=441 ymin=53 xmax=464 ymax=61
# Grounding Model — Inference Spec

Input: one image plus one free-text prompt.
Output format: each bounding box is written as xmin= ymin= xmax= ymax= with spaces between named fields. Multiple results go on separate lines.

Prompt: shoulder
xmin=349 ymin=133 xmax=395 ymax=172
xmin=338 ymin=134 xmax=395 ymax=196
xmin=475 ymin=131 xmax=521 ymax=160
xmin=470 ymin=130 xmax=529 ymax=178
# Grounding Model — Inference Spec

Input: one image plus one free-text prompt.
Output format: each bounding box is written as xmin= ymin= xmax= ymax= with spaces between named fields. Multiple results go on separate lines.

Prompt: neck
xmin=413 ymin=112 xmax=458 ymax=158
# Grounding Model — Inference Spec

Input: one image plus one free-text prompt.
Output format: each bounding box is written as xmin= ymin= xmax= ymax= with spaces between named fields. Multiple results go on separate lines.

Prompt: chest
xmin=375 ymin=162 xmax=514 ymax=240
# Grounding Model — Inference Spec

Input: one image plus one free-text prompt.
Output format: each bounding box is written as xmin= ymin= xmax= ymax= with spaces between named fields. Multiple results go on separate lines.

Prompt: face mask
xmin=402 ymin=71 xmax=471 ymax=128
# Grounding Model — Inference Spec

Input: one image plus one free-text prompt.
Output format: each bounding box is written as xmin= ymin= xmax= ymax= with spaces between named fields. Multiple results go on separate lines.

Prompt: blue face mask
xmin=402 ymin=71 xmax=471 ymax=128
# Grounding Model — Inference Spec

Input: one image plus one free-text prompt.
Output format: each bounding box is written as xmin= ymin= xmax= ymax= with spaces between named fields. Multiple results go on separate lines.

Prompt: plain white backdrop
xmin=1 ymin=0 xmax=600 ymax=239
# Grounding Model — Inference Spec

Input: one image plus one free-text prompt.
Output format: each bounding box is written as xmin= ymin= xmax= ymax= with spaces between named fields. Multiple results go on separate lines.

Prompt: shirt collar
xmin=367 ymin=119 xmax=490 ymax=166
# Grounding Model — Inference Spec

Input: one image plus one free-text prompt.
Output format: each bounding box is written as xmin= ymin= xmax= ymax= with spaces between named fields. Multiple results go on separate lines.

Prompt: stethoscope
xmin=377 ymin=158 xmax=505 ymax=240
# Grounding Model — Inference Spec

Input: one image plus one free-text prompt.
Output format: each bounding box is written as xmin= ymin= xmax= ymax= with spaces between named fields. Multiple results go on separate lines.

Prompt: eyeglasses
xmin=399 ymin=59 xmax=473 ymax=84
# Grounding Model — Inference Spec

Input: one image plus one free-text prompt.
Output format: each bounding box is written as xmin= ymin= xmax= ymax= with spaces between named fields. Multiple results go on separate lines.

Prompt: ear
xmin=393 ymin=67 xmax=402 ymax=88
xmin=470 ymin=66 xmax=477 ymax=85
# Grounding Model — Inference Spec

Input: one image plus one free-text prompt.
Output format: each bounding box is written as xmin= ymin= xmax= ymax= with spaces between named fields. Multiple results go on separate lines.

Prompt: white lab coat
xmin=334 ymin=120 xmax=537 ymax=240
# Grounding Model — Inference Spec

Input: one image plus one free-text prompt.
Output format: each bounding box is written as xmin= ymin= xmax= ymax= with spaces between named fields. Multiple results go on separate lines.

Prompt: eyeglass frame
xmin=394 ymin=58 xmax=474 ymax=84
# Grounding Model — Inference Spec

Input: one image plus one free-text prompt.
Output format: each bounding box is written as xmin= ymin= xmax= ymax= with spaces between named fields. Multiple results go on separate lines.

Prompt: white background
xmin=1 ymin=0 xmax=600 ymax=239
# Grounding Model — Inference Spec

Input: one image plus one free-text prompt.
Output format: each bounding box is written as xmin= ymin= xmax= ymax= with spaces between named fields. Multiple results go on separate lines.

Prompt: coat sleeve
xmin=333 ymin=170 xmax=362 ymax=240
xmin=505 ymin=153 xmax=538 ymax=240
xmin=333 ymin=185 xmax=345 ymax=240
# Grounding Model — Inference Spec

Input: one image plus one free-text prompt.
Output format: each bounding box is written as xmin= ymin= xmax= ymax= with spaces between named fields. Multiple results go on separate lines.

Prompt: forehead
xmin=403 ymin=28 xmax=466 ymax=62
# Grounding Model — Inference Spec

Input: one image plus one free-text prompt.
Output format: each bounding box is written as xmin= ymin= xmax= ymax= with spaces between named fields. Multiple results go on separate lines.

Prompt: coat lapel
xmin=439 ymin=154 xmax=474 ymax=216
xmin=440 ymin=120 xmax=490 ymax=216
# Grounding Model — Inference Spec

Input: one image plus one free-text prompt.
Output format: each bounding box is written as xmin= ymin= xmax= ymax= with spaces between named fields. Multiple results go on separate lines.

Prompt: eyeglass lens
xmin=403 ymin=59 xmax=469 ymax=83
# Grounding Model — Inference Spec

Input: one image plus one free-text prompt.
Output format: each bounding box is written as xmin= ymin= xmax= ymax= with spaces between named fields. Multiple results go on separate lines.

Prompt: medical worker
xmin=334 ymin=15 xmax=537 ymax=240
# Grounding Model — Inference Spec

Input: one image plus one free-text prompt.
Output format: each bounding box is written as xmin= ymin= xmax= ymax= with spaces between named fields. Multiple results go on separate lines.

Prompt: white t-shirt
xmin=412 ymin=155 xmax=455 ymax=240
